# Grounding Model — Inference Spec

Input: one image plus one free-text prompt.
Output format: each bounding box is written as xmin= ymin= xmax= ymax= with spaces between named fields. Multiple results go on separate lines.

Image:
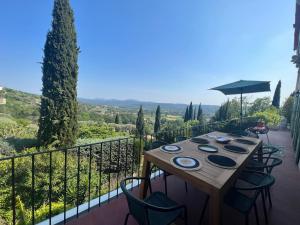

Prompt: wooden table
xmin=140 ymin=131 xmax=262 ymax=225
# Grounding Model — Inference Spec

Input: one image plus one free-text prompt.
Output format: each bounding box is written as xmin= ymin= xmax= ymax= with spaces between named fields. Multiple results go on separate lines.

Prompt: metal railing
xmin=0 ymin=117 xmax=258 ymax=225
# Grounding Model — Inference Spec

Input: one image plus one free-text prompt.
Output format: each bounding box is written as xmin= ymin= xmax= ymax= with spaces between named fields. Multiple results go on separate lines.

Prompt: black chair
xmin=246 ymin=156 xmax=283 ymax=175
xmin=150 ymin=140 xmax=188 ymax=195
xmin=245 ymin=156 xmax=282 ymax=209
xmin=225 ymin=171 xmax=275 ymax=225
xmin=254 ymin=145 xmax=279 ymax=160
xmin=120 ymin=177 xmax=187 ymax=225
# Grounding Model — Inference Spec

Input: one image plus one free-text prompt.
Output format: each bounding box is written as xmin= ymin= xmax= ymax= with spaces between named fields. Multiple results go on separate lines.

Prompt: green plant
xmin=282 ymin=95 xmax=294 ymax=123
xmin=253 ymin=107 xmax=281 ymax=126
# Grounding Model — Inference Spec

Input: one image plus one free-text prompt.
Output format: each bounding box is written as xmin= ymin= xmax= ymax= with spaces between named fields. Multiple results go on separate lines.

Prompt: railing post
xmin=31 ymin=155 xmax=35 ymax=225
xmin=11 ymin=158 xmax=16 ymax=225
xmin=49 ymin=152 xmax=52 ymax=225
xmin=76 ymin=147 xmax=80 ymax=218
xmin=64 ymin=149 xmax=67 ymax=224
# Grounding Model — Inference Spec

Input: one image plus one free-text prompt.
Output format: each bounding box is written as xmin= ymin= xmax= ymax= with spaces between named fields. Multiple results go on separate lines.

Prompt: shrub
xmin=282 ymin=95 xmax=294 ymax=123
xmin=253 ymin=107 xmax=281 ymax=126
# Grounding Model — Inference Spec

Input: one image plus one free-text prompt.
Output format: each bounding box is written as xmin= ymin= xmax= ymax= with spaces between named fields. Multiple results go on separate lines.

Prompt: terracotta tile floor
xmin=67 ymin=130 xmax=300 ymax=225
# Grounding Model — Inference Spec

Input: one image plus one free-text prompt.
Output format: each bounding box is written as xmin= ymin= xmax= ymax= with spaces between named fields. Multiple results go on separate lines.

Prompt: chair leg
xmin=261 ymin=191 xmax=269 ymax=225
xmin=185 ymin=182 xmax=188 ymax=193
xmin=183 ymin=206 xmax=188 ymax=225
xmin=267 ymin=187 xmax=272 ymax=208
xmin=245 ymin=214 xmax=249 ymax=225
xmin=254 ymin=203 xmax=260 ymax=225
xmin=199 ymin=195 xmax=209 ymax=225
xmin=124 ymin=213 xmax=130 ymax=225
xmin=266 ymin=133 xmax=270 ymax=144
xmin=163 ymin=173 xmax=168 ymax=195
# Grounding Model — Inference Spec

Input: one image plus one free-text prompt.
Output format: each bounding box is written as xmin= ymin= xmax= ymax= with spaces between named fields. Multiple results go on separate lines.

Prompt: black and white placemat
xmin=160 ymin=145 xmax=183 ymax=154
xmin=170 ymin=156 xmax=202 ymax=171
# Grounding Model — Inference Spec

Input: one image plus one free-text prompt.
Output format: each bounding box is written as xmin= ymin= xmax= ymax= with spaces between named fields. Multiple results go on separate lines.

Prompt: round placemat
xmin=235 ymin=138 xmax=256 ymax=145
xmin=216 ymin=137 xmax=231 ymax=144
xmin=160 ymin=145 xmax=183 ymax=154
xmin=198 ymin=144 xmax=218 ymax=153
xmin=170 ymin=156 xmax=202 ymax=171
xmin=190 ymin=137 xmax=210 ymax=144
xmin=224 ymin=145 xmax=249 ymax=154
xmin=206 ymin=155 xmax=237 ymax=169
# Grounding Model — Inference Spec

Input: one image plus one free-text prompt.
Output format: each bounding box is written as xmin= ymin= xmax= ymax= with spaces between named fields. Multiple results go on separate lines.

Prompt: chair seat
xmin=224 ymin=189 xmax=255 ymax=214
xmin=145 ymin=192 xmax=183 ymax=225
xmin=239 ymin=171 xmax=275 ymax=187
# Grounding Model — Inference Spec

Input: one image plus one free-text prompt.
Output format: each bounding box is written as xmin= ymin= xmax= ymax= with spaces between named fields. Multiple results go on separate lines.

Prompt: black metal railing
xmin=0 ymin=117 xmax=258 ymax=225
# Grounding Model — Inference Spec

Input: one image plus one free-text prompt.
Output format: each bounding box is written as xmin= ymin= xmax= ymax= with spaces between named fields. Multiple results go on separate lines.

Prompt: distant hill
xmin=79 ymin=98 xmax=219 ymax=115
xmin=0 ymin=87 xmax=219 ymax=122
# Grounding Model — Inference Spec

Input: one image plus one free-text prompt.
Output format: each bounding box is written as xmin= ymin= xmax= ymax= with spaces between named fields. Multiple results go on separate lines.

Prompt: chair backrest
xmin=151 ymin=140 xmax=168 ymax=149
xmin=120 ymin=178 xmax=148 ymax=225
xmin=250 ymin=156 xmax=283 ymax=174
xmin=261 ymin=145 xmax=279 ymax=160
xmin=267 ymin=157 xmax=283 ymax=174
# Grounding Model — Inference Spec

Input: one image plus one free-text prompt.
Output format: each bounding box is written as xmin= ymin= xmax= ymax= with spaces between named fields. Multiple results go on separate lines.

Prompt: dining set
xmin=120 ymin=131 xmax=283 ymax=225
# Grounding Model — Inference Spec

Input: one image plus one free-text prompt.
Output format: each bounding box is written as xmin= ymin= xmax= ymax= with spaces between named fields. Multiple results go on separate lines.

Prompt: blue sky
xmin=0 ymin=0 xmax=297 ymax=105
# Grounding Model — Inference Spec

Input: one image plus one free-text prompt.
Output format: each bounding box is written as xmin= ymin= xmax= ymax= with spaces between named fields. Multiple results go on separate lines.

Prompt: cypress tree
xmin=38 ymin=0 xmax=79 ymax=147
xmin=184 ymin=106 xmax=189 ymax=122
xmin=115 ymin=114 xmax=120 ymax=124
xmin=154 ymin=105 xmax=161 ymax=134
xmin=189 ymin=102 xmax=193 ymax=120
xmin=197 ymin=103 xmax=203 ymax=123
xmin=136 ymin=106 xmax=145 ymax=136
xmin=193 ymin=107 xmax=197 ymax=120
xmin=272 ymin=80 xmax=281 ymax=108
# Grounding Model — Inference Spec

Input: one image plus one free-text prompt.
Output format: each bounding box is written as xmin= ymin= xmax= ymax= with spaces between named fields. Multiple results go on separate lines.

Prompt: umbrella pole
xmin=240 ymin=92 xmax=243 ymax=126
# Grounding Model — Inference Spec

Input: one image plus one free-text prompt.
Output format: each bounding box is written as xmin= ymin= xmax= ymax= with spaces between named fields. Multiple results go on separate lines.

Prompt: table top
xmin=144 ymin=131 xmax=262 ymax=193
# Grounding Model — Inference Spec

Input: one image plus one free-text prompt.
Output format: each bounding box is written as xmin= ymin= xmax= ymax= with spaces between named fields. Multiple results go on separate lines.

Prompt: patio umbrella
xmin=210 ymin=80 xmax=271 ymax=122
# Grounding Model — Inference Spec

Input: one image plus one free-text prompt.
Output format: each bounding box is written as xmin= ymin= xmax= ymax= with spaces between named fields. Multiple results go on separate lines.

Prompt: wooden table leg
xmin=139 ymin=155 xmax=151 ymax=199
xmin=209 ymin=192 xmax=222 ymax=225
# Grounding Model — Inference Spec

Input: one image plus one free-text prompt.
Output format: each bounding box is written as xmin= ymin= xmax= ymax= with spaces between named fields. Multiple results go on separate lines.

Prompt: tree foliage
xmin=154 ymin=105 xmax=161 ymax=134
xmin=282 ymin=95 xmax=294 ymax=123
xmin=38 ymin=0 xmax=79 ymax=147
xmin=248 ymin=97 xmax=271 ymax=115
xmin=188 ymin=102 xmax=193 ymax=120
xmin=272 ymin=80 xmax=281 ymax=108
xmin=136 ymin=106 xmax=145 ymax=136
xmin=197 ymin=103 xmax=204 ymax=123
xmin=115 ymin=114 xmax=120 ymax=124
xmin=184 ymin=106 xmax=189 ymax=122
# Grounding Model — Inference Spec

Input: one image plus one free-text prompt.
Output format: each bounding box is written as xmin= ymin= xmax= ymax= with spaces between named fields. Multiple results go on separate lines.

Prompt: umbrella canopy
xmin=210 ymin=80 xmax=270 ymax=95
xmin=210 ymin=80 xmax=271 ymax=123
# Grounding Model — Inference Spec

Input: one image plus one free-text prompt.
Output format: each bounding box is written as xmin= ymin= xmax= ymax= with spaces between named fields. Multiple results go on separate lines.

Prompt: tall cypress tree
xmin=38 ymin=0 xmax=79 ymax=147
xmin=193 ymin=107 xmax=197 ymax=120
xmin=188 ymin=102 xmax=193 ymax=120
xmin=197 ymin=103 xmax=203 ymax=123
xmin=184 ymin=106 xmax=189 ymax=122
xmin=272 ymin=80 xmax=281 ymax=108
xmin=154 ymin=105 xmax=161 ymax=134
xmin=136 ymin=106 xmax=145 ymax=136
xmin=115 ymin=114 xmax=120 ymax=124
